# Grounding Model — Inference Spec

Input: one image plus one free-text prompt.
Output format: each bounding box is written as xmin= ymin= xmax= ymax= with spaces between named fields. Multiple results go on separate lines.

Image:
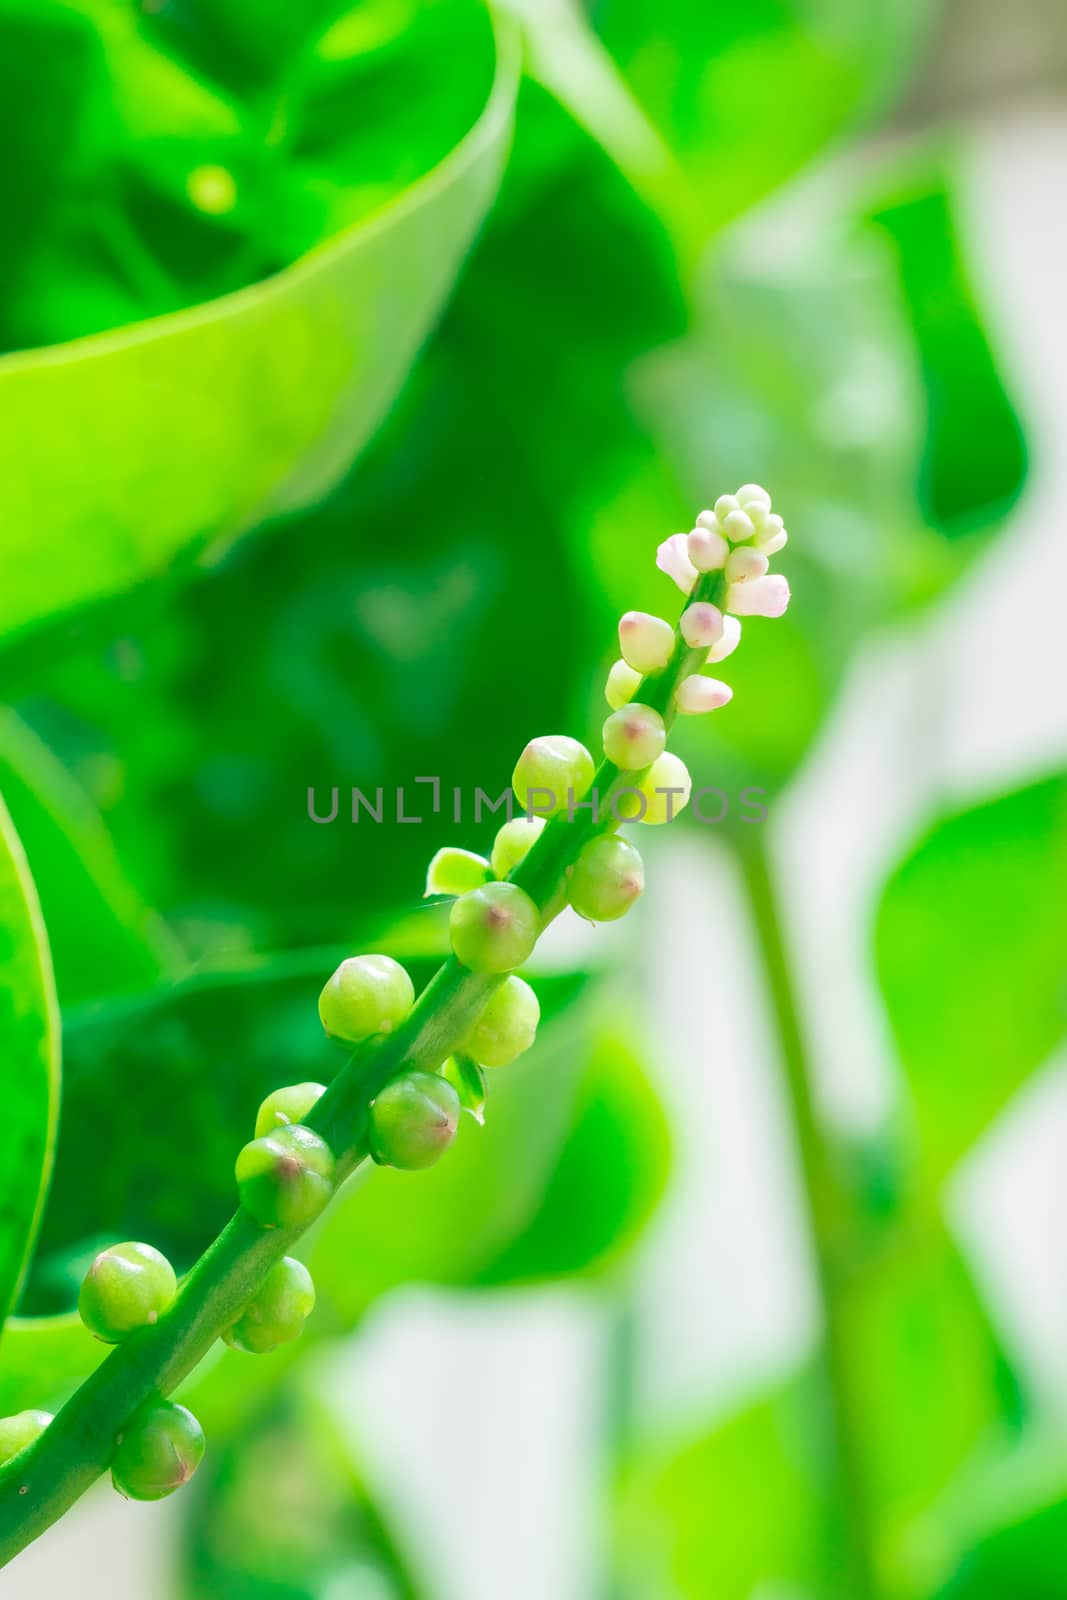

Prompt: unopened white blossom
xmin=727 ymin=574 xmax=791 ymax=618
xmin=755 ymin=513 xmax=788 ymax=555
xmin=676 ymin=675 xmax=733 ymax=714
xmin=605 ymin=658 xmax=642 ymax=710
xmin=656 ymin=532 xmax=699 ymax=595
xmin=707 ymin=614 xmax=742 ymax=661
xmin=736 ymin=483 xmax=772 ymax=513
xmin=619 ymin=611 xmax=674 ymax=675
xmin=725 ymin=546 xmax=770 ymax=584
xmin=688 ymin=524 xmax=729 ymax=572
xmin=722 ymin=508 xmax=757 ymax=544
xmin=680 ymin=602 xmax=724 ymax=648
xmin=714 ymin=494 xmax=740 ymax=522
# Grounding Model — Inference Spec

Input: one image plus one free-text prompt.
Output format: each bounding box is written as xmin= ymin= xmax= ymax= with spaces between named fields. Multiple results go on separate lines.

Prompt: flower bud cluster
xmin=650 ymin=483 xmax=789 ymax=719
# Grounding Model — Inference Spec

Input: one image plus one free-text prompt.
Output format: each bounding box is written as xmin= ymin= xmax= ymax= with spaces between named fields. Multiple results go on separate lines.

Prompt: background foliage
xmin=1 ymin=0 xmax=1063 ymax=1595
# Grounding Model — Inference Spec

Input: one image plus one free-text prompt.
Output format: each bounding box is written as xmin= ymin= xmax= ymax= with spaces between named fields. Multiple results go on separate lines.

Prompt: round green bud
xmin=78 ymin=1242 xmax=177 ymax=1344
xmin=223 ymin=1256 xmax=315 ymax=1355
xmin=601 ymin=704 xmax=666 ymax=770
xmin=490 ymin=815 xmax=545 ymax=879
xmin=0 ymin=1410 xmax=52 ymax=1465
xmin=235 ymin=1124 xmax=335 ymax=1229
xmin=254 ymin=1081 xmax=326 ymax=1139
xmin=318 ymin=954 xmax=415 ymax=1044
xmin=567 ymin=835 xmax=645 ymax=921
xmin=111 ymin=1399 xmax=205 ymax=1502
xmin=449 ymin=882 xmax=540 ymax=973
xmin=369 ymin=1071 xmax=461 ymax=1171
xmin=613 ymin=752 xmax=692 ymax=825
xmin=512 ymin=735 xmax=595 ymax=817
xmin=462 ymin=976 xmax=540 ymax=1068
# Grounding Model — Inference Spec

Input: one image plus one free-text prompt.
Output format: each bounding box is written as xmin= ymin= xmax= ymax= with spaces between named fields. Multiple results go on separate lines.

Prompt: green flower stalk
xmin=0 ymin=487 xmax=790 ymax=1565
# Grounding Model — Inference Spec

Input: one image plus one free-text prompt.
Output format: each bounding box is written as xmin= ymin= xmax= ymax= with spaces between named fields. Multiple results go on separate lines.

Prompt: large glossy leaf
xmin=875 ymin=774 xmax=1067 ymax=1187
xmin=0 ymin=711 xmax=180 ymax=1006
xmin=0 ymin=5 xmax=518 ymax=645
xmin=0 ymin=796 xmax=60 ymax=1326
xmin=4 ymin=86 xmax=689 ymax=961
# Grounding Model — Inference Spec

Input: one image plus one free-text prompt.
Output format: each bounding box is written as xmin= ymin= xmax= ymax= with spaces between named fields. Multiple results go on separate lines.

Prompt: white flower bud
xmin=756 ymin=514 xmax=788 ymax=556
xmin=725 ymin=546 xmax=769 ymax=583
xmin=714 ymin=494 xmax=739 ymax=522
xmin=676 ymin=675 xmax=733 ymax=714
xmin=736 ymin=483 xmax=772 ymax=513
xmin=655 ymin=533 xmax=699 ymax=595
xmin=722 ymin=509 xmax=756 ymax=544
xmin=727 ymin=574 xmax=791 ymax=618
xmin=688 ymin=525 xmax=729 ymax=572
xmin=619 ymin=611 xmax=674 ymax=675
xmin=695 ymin=508 xmax=720 ymax=531
xmin=707 ymin=614 xmax=742 ymax=662
xmin=605 ymin=658 xmax=642 ymax=710
xmin=680 ymin=602 xmax=724 ymax=648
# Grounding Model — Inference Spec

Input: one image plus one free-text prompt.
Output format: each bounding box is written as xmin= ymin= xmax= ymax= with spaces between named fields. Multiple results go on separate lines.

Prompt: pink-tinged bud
xmin=736 ymin=483 xmax=772 ymax=513
xmin=676 ymin=675 xmax=733 ymax=715
xmin=727 ymin=574 xmax=791 ymax=618
xmin=619 ymin=611 xmax=674 ymax=675
xmin=722 ymin=509 xmax=756 ymax=544
xmin=680 ymin=603 xmax=724 ymax=648
xmin=707 ymin=614 xmax=742 ymax=662
xmin=688 ymin=525 xmax=729 ymax=572
xmin=656 ymin=533 xmax=699 ymax=595
xmin=725 ymin=546 xmax=769 ymax=583
xmin=714 ymin=494 xmax=739 ymax=522
xmin=602 ymin=704 xmax=667 ymax=769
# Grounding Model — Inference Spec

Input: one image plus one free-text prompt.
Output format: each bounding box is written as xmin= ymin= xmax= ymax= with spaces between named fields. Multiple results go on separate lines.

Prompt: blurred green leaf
xmin=875 ymin=773 xmax=1067 ymax=1186
xmin=0 ymin=711 xmax=180 ymax=1007
xmin=616 ymin=1371 xmax=836 ymax=1598
xmin=869 ymin=171 xmax=1028 ymax=537
xmin=936 ymin=1498 xmax=1067 ymax=1599
xmin=182 ymin=1383 xmax=424 ymax=1600
xmin=0 ymin=795 xmax=60 ymax=1327
xmin=479 ymin=1021 xmax=671 ymax=1284
xmin=0 ymin=1313 xmax=102 ymax=1418
xmin=0 ymin=5 xmax=517 ymax=646
xmin=591 ymin=0 xmax=933 ymax=231
xmin=842 ymin=1224 xmax=1019 ymax=1591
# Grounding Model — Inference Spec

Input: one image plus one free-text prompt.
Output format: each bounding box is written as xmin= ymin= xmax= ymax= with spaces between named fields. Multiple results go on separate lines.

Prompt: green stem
xmin=0 ymin=571 xmax=726 ymax=1567
xmin=737 ymin=834 xmax=874 ymax=1600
